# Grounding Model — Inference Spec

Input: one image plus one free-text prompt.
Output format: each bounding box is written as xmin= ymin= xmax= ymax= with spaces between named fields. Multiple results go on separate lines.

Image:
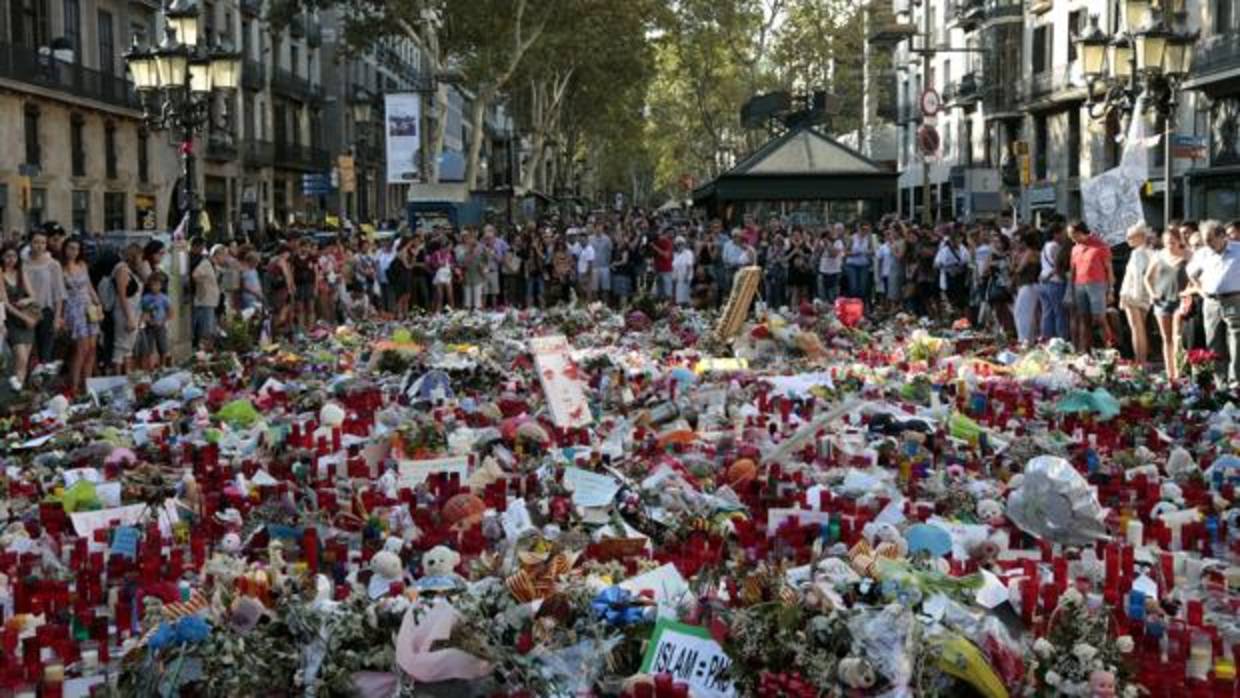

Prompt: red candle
xmin=303 ymin=527 xmax=319 ymax=573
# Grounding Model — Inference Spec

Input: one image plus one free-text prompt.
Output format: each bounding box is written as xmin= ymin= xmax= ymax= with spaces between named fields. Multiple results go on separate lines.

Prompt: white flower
xmin=1116 ymin=635 xmax=1135 ymax=653
xmin=1073 ymin=642 xmax=1099 ymax=663
xmin=1123 ymin=686 xmax=1139 ymax=698
xmin=1034 ymin=638 xmax=1055 ymax=658
xmin=1060 ymin=588 xmax=1084 ymax=607
xmin=1045 ymin=670 xmax=1063 ymax=687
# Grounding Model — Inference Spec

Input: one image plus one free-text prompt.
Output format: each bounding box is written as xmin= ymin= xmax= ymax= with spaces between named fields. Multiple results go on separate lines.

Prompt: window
xmin=1067 ymin=11 xmax=1084 ymax=63
xmin=26 ymin=187 xmax=46 ymax=229
xmin=70 ymin=113 xmax=85 ymax=177
xmin=943 ymin=59 xmax=952 ymax=92
xmin=98 ymin=9 xmax=114 ymax=75
xmin=104 ymin=122 xmax=117 ymax=179
xmin=223 ymin=11 xmax=232 ymax=40
xmin=1032 ymin=26 xmax=1049 ymax=74
xmin=962 ymin=117 xmax=974 ymax=166
xmin=104 ymin=192 xmax=125 ymax=230
xmin=291 ymin=44 xmax=300 ymax=77
xmin=1068 ymin=109 xmax=1081 ymax=177
xmin=62 ymin=0 xmax=79 ymax=59
xmin=23 ymin=104 xmax=39 ymax=166
xmin=242 ymin=20 xmax=252 ymax=58
xmin=204 ymin=1 xmax=215 ymax=43
xmin=71 ymin=190 xmax=88 ymax=233
xmin=15 ymin=0 xmax=50 ymax=48
xmin=1217 ymin=0 xmax=1234 ymax=33
xmin=1035 ymin=114 xmax=1049 ymax=179
xmin=138 ymin=129 xmax=149 ymax=183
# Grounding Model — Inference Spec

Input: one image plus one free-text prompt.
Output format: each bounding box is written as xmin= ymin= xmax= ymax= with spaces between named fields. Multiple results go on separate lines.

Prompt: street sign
xmin=1018 ymin=155 xmax=1032 ymax=186
xmin=1171 ymin=134 xmax=1207 ymax=160
xmin=301 ymin=172 xmax=333 ymax=196
xmin=918 ymin=125 xmax=940 ymax=156
xmin=920 ymin=88 xmax=941 ymax=117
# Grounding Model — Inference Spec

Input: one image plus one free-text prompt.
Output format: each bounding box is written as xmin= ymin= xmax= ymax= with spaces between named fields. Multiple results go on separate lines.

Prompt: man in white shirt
xmin=934 ymin=229 xmax=972 ymax=311
xmin=1188 ymin=220 xmax=1240 ymax=386
xmin=376 ymin=237 xmax=397 ymax=313
xmin=575 ymin=233 xmax=596 ymax=302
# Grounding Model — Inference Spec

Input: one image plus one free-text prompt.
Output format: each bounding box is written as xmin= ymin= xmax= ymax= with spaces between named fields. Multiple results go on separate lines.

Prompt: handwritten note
xmin=620 ymin=563 xmax=689 ymax=619
xmin=640 ymin=619 xmax=737 ymax=698
xmin=562 ymin=466 xmax=621 ymax=508
xmin=530 ymin=335 xmax=592 ymax=428
xmin=397 ymin=456 xmax=469 ymax=489
xmin=69 ymin=500 xmax=180 ymax=538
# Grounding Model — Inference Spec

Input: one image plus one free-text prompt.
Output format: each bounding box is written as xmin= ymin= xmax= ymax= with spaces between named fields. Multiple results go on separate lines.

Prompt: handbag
xmin=86 ymin=304 xmax=104 ymax=323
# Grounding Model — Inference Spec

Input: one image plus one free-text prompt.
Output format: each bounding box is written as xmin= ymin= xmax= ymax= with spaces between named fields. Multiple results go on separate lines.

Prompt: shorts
xmin=1072 ymin=282 xmax=1108 ymax=316
xmin=593 ymin=267 xmax=612 ymax=293
xmin=1153 ymin=299 xmax=1179 ymax=317
xmin=486 ymin=270 xmax=500 ymax=295
xmin=192 ymin=306 xmax=218 ymax=344
xmin=141 ymin=325 xmax=169 ymax=357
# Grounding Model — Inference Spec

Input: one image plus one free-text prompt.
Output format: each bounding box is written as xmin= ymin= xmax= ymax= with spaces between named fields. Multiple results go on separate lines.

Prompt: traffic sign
xmin=920 ymin=88 xmax=941 ymax=117
xmin=338 ymin=155 xmax=356 ymax=194
xmin=918 ymin=125 xmax=940 ymax=156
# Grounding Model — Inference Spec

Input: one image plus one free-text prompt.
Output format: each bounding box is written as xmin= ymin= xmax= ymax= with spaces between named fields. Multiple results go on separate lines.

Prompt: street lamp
xmin=124 ymin=0 xmax=241 ymax=241
xmin=1076 ymin=3 xmax=1197 ymax=231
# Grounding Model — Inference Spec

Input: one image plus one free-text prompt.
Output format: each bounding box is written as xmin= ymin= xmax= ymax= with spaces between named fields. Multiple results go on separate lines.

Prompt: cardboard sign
xmin=715 ymin=266 xmax=761 ymax=339
xmin=619 ymin=563 xmax=690 ymax=619
xmin=397 ymin=456 xmax=469 ymax=488
xmin=69 ymin=500 xmax=180 ymax=538
xmin=639 ymin=619 xmax=737 ymax=698
xmin=110 ymin=526 xmax=140 ymax=559
xmin=530 ymin=335 xmax=593 ymax=428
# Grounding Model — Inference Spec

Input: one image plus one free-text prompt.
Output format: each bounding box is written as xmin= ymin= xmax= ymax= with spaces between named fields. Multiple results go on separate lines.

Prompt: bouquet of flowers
xmin=1026 ymin=588 xmax=1137 ymax=697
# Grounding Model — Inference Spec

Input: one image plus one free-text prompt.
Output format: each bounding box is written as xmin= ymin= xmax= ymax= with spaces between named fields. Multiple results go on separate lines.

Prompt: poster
xmin=1082 ymin=96 xmax=1154 ymax=245
xmin=529 ymin=335 xmax=593 ymax=429
xmin=385 ymin=93 xmax=421 ymax=184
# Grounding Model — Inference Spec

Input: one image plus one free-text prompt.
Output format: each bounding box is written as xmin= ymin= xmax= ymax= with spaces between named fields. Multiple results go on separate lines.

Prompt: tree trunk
xmin=463 ymin=87 xmax=492 ymax=191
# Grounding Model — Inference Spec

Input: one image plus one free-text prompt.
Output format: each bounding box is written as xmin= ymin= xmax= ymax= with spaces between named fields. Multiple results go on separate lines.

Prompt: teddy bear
xmin=367 ymin=550 xmax=406 ymax=599
xmin=415 ymin=545 xmax=464 ymax=595
xmin=976 ymin=498 xmax=1005 ymax=527
xmin=838 ymin=656 xmax=877 ymax=689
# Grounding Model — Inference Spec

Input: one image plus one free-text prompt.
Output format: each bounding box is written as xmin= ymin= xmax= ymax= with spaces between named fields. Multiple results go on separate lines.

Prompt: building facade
xmin=1183 ymin=0 xmax=1240 ymax=221
xmin=0 ymin=0 xmax=179 ymax=235
xmin=885 ymin=0 xmax=1204 ymax=225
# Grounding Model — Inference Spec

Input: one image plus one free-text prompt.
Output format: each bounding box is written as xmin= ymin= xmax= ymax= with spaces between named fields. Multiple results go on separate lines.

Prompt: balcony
xmin=983 ymin=0 xmax=1023 ymax=22
xmin=242 ymin=139 xmax=275 ymax=168
xmin=240 ymin=0 xmax=261 ymax=17
xmin=1186 ymin=33 xmax=1240 ymax=89
xmin=205 ymin=134 xmax=239 ymax=162
xmin=949 ymin=0 xmax=987 ymax=30
xmin=274 ymin=141 xmax=330 ymax=171
xmin=981 ymin=82 xmax=1022 ymax=116
xmin=272 ymin=67 xmax=311 ymax=101
xmin=944 ymin=72 xmax=980 ymax=106
xmin=242 ymin=60 xmax=265 ymax=91
xmin=0 ymin=42 xmax=139 ymax=112
xmin=1022 ymin=65 xmax=1084 ymax=108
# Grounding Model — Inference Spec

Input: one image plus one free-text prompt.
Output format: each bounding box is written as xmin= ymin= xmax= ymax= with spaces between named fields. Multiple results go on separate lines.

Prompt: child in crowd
xmin=140 ymin=272 xmax=172 ymax=370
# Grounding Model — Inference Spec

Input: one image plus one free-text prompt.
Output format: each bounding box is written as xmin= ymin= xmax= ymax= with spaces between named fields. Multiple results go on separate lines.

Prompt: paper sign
xmin=501 ymin=499 xmax=535 ymax=542
xmin=766 ymin=508 xmax=832 ymax=536
xmin=69 ymin=500 xmax=179 ymax=538
xmin=397 ymin=456 xmax=469 ymax=488
xmin=562 ymin=466 xmax=621 ymax=508
xmin=63 ymin=468 xmax=101 ymax=486
xmin=620 ymin=563 xmax=689 ymax=618
xmin=639 ymin=619 xmax=737 ymax=698
xmin=110 ymin=526 xmax=140 ymax=559
xmin=530 ymin=335 xmax=593 ymax=429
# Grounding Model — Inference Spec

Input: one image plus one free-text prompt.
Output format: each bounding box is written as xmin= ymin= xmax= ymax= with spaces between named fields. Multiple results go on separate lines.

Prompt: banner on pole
xmin=385 ymin=93 xmax=422 ymax=184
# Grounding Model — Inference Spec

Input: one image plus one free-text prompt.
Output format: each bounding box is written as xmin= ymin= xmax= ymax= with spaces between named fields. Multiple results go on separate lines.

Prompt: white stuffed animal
xmin=421 ymin=545 xmax=461 ymax=578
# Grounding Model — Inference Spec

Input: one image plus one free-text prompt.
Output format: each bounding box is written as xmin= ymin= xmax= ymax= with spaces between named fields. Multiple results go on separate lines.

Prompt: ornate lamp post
xmin=1076 ymin=1 xmax=1197 ymax=231
xmin=124 ymin=0 xmax=241 ymax=240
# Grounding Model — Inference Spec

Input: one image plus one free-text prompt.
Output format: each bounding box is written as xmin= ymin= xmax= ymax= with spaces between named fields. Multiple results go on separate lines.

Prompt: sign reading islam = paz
xmin=639 ymin=619 xmax=737 ymax=698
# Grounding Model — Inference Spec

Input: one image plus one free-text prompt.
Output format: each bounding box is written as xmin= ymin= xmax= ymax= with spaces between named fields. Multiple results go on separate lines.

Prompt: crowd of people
xmin=3 ymin=212 xmax=1240 ymax=397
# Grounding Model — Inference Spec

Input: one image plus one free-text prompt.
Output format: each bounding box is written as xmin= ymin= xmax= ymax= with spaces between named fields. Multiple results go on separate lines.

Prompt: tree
xmin=769 ymin=0 xmax=869 ymax=136
xmin=270 ymin=0 xmax=554 ymax=186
